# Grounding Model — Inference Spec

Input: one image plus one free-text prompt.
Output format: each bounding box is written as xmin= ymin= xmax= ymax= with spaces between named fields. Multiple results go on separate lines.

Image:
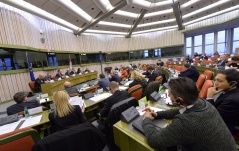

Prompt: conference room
xmin=0 ymin=0 xmax=239 ymax=151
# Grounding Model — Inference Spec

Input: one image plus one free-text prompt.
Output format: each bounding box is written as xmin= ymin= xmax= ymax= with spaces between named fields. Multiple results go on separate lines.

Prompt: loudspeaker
xmin=149 ymin=91 xmax=161 ymax=102
xmin=120 ymin=106 xmax=139 ymax=124
xmin=83 ymin=92 xmax=94 ymax=99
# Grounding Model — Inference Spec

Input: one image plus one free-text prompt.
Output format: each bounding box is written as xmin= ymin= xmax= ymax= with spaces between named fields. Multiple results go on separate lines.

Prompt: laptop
xmin=0 ymin=114 xmax=19 ymax=126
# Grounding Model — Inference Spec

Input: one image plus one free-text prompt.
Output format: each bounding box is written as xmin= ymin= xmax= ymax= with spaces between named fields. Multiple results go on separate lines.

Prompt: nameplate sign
xmin=98 ymin=88 xmax=103 ymax=94
xmin=28 ymin=106 xmax=43 ymax=115
xmin=41 ymin=93 xmax=48 ymax=98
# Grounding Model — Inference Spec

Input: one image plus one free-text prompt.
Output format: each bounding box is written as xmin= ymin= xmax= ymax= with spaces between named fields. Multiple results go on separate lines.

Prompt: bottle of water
xmin=39 ymin=93 xmax=42 ymax=99
xmin=95 ymin=88 xmax=98 ymax=95
xmin=24 ymin=106 xmax=30 ymax=118
xmin=139 ymin=99 xmax=145 ymax=110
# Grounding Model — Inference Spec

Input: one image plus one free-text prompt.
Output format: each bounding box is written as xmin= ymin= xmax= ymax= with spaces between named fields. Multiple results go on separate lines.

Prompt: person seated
xmin=44 ymin=73 xmax=53 ymax=81
xmin=143 ymin=81 xmax=161 ymax=100
xmin=97 ymin=74 xmax=110 ymax=91
xmin=156 ymin=59 xmax=164 ymax=67
xmin=229 ymin=55 xmax=239 ymax=69
xmin=84 ymin=67 xmax=90 ymax=73
xmin=145 ymin=66 xmax=161 ymax=83
xmin=109 ymin=70 xmax=120 ymax=83
xmin=142 ymin=77 xmax=236 ymax=151
xmin=200 ymin=53 xmax=208 ymax=60
xmin=193 ymin=52 xmax=199 ymax=58
xmin=7 ymin=92 xmax=41 ymax=115
xmin=56 ymin=69 xmax=64 ymax=79
xmin=70 ymin=68 xmax=77 ymax=75
xmin=35 ymin=73 xmax=45 ymax=92
xmin=132 ymin=64 xmax=137 ymax=69
xmin=129 ymin=70 xmax=148 ymax=93
xmin=120 ymin=67 xmax=128 ymax=81
xmin=77 ymin=68 xmax=82 ymax=74
xmin=64 ymin=81 xmax=79 ymax=95
xmin=216 ymin=55 xmax=228 ymax=67
xmin=207 ymin=69 xmax=239 ymax=141
xmin=99 ymin=81 xmax=129 ymax=117
xmin=184 ymin=55 xmax=193 ymax=64
xmin=48 ymin=91 xmax=87 ymax=133
xmin=178 ymin=63 xmax=199 ymax=82
xmin=65 ymin=70 xmax=71 ymax=77
xmin=114 ymin=67 xmax=118 ymax=70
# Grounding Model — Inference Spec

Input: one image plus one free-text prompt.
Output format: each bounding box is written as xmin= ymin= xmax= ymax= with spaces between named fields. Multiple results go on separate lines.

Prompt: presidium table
xmin=41 ymin=72 xmax=98 ymax=96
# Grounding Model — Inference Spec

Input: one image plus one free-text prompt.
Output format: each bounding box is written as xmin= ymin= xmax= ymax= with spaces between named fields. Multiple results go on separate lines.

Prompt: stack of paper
xmin=89 ymin=93 xmax=112 ymax=102
xmin=69 ymin=96 xmax=86 ymax=108
xmin=20 ymin=115 xmax=42 ymax=129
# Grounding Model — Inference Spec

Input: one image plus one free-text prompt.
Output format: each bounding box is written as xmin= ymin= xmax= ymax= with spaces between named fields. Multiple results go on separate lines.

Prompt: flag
xmin=69 ymin=54 xmax=72 ymax=70
xmin=26 ymin=52 xmax=35 ymax=81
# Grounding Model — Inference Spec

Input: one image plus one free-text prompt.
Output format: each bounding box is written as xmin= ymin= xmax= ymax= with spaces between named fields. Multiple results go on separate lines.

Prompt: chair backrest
xmin=155 ymin=76 xmax=163 ymax=84
xmin=175 ymin=66 xmax=182 ymax=71
xmin=51 ymin=75 xmax=57 ymax=80
xmin=203 ymin=70 xmax=214 ymax=80
xmin=128 ymin=84 xmax=143 ymax=101
xmin=198 ymin=80 xmax=215 ymax=99
xmin=108 ymin=97 xmax=138 ymax=126
xmin=196 ymin=74 xmax=207 ymax=90
xmin=29 ymin=81 xmax=35 ymax=92
xmin=0 ymin=127 xmax=40 ymax=151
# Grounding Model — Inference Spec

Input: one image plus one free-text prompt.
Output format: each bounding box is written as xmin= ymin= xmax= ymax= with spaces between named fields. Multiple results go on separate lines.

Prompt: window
xmin=186 ymin=37 xmax=192 ymax=56
xmin=154 ymin=49 xmax=161 ymax=57
xmin=217 ymin=30 xmax=227 ymax=54
xmin=205 ymin=33 xmax=214 ymax=56
xmin=233 ymin=27 xmax=239 ymax=53
xmin=144 ymin=50 xmax=148 ymax=58
xmin=194 ymin=35 xmax=202 ymax=54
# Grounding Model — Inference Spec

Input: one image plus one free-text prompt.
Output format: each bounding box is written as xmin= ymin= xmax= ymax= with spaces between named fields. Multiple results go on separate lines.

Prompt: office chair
xmin=203 ymin=70 xmax=214 ymax=80
xmin=196 ymin=74 xmax=207 ymax=90
xmin=128 ymin=84 xmax=143 ymax=101
xmin=198 ymin=80 xmax=215 ymax=99
xmin=29 ymin=81 xmax=36 ymax=93
xmin=0 ymin=127 xmax=40 ymax=151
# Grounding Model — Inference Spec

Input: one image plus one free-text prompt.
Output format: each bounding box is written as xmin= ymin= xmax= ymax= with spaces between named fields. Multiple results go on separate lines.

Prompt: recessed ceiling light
xmin=164 ymin=16 xmax=166 ymax=17
xmin=76 ymin=20 xmax=79 ymax=22
xmin=132 ymin=7 xmax=134 ymax=8
xmin=191 ymin=6 xmax=193 ymax=8
xmin=92 ymin=8 xmax=94 ymax=10
xmin=147 ymin=19 xmax=149 ymax=20
xmin=96 ymin=26 xmax=98 ymax=27
xmin=111 ymin=17 xmax=113 ymax=19
xmin=126 ymin=19 xmax=128 ymax=21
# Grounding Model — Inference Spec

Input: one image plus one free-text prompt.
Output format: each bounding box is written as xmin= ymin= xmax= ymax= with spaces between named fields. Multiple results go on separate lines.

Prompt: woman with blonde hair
xmin=129 ymin=70 xmax=148 ymax=93
xmin=48 ymin=91 xmax=87 ymax=133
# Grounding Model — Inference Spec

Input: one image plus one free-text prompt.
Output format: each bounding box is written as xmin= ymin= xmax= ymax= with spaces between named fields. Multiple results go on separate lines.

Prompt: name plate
xmin=28 ymin=106 xmax=43 ymax=115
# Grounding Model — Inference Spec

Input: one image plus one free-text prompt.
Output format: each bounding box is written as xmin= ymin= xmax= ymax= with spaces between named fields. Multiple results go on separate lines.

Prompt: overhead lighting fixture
xmin=133 ymin=25 xmax=178 ymax=35
xmin=138 ymin=19 xmax=176 ymax=28
xmin=85 ymin=29 xmax=127 ymax=35
xmin=98 ymin=21 xmax=131 ymax=28
xmin=180 ymin=0 xmax=200 ymax=9
xmin=114 ymin=10 xmax=138 ymax=18
xmin=126 ymin=0 xmax=175 ymax=10
xmin=144 ymin=9 xmax=173 ymax=18
xmin=184 ymin=5 xmax=239 ymax=26
xmin=93 ymin=0 xmax=113 ymax=13
xmin=183 ymin=0 xmax=232 ymax=19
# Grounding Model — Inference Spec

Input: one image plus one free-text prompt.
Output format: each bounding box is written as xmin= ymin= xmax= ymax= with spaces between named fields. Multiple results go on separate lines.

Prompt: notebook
xmin=0 ymin=114 xmax=19 ymax=126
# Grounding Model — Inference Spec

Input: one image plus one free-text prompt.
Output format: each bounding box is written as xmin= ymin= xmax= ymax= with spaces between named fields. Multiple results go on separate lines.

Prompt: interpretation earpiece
xmin=176 ymin=99 xmax=182 ymax=106
xmin=229 ymin=81 xmax=237 ymax=87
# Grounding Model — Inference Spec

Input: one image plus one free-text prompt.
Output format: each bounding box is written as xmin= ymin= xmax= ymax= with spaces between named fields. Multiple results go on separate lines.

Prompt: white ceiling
xmin=3 ymin=0 xmax=239 ymax=36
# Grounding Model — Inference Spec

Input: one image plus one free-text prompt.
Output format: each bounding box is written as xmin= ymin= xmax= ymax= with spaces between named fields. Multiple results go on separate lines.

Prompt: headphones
xmin=176 ymin=98 xmax=208 ymax=112
xmin=229 ymin=81 xmax=237 ymax=88
xmin=176 ymin=99 xmax=182 ymax=106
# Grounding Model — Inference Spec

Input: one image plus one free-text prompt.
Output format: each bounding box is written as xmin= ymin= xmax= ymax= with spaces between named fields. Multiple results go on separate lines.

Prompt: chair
xmin=128 ymin=84 xmax=143 ymax=101
xmin=29 ymin=81 xmax=36 ymax=93
xmin=196 ymin=74 xmax=207 ymax=90
xmin=203 ymin=70 xmax=214 ymax=80
xmin=155 ymin=76 xmax=163 ymax=84
xmin=175 ymin=66 xmax=182 ymax=71
xmin=0 ymin=127 xmax=40 ymax=151
xmin=143 ymin=81 xmax=161 ymax=100
xmin=198 ymin=80 xmax=215 ymax=99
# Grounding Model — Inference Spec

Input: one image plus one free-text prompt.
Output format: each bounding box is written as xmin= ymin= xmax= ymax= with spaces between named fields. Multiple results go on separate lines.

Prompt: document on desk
xmin=124 ymin=81 xmax=133 ymax=87
xmin=89 ymin=93 xmax=112 ymax=102
xmin=69 ymin=96 xmax=85 ymax=108
xmin=20 ymin=115 xmax=42 ymax=129
xmin=0 ymin=119 xmax=24 ymax=135
xmin=138 ymin=106 xmax=164 ymax=116
xmin=119 ymin=86 xmax=128 ymax=90
xmin=40 ymin=98 xmax=50 ymax=104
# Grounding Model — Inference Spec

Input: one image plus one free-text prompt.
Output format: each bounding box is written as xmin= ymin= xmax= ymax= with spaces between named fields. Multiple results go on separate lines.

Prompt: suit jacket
xmin=100 ymin=90 xmax=129 ymax=117
xmin=44 ymin=76 xmax=53 ymax=81
xmin=97 ymin=78 xmax=110 ymax=91
xmin=178 ymin=67 xmax=199 ymax=82
xmin=7 ymin=100 xmax=41 ymax=115
xmin=35 ymin=78 xmax=45 ymax=92
xmin=217 ymin=60 xmax=228 ymax=66
xmin=109 ymin=74 xmax=120 ymax=83
xmin=65 ymin=72 xmax=71 ymax=77
xmin=201 ymin=56 xmax=208 ymax=60
xmin=70 ymin=71 xmax=77 ymax=75
xmin=56 ymin=73 xmax=63 ymax=79
xmin=65 ymin=87 xmax=79 ymax=95
xmin=207 ymin=88 xmax=239 ymax=135
xmin=146 ymin=71 xmax=161 ymax=83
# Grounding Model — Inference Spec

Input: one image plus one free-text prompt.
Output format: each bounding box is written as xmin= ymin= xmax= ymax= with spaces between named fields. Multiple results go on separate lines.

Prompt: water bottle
xmin=39 ymin=93 xmax=42 ymax=99
xmin=24 ymin=106 xmax=30 ymax=118
xmin=95 ymin=88 xmax=98 ymax=95
xmin=139 ymin=99 xmax=145 ymax=110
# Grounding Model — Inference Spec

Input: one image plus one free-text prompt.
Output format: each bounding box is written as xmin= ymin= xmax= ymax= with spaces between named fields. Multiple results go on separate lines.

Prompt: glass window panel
xmin=217 ymin=30 xmax=225 ymax=43
xmin=144 ymin=50 xmax=148 ymax=58
xmin=186 ymin=47 xmax=192 ymax=56
xmin=205 ymin=33 xmax=214 ymax=45
xmin=217 ymin=43 xmax=226 ymax=54
xmin=233 ymin=27 xmax=239 ymax=41
xmin=194 ymin=46 xmax=202 ymax=54
xmin=205 ymin=45 xmax=214 ymax=56
xmin=186 ymin=37 xmax=192 ymax=47
xmin=194 ymin=35 xmax=202 ymax=46
xmin=233 ymin=41 xmax=239 ymax=54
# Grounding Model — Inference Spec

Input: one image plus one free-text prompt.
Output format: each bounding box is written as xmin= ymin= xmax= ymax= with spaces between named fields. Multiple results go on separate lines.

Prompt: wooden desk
xmin=41 ymin=72 xmax=98 ymax=96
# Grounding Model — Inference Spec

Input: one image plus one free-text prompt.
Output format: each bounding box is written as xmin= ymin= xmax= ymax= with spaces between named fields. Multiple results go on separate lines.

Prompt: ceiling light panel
xmin=114 ymin=10 xmax=138 ymax=19
xmin=98 ymin=21 xmax=131 ymax=28
xmin=138 ymin=19 xmax=176 ymax=28
xmin=145 ymin=8 xmax=173 ymax=18
xmin=133 ymin=25 xmax=178 ymax=35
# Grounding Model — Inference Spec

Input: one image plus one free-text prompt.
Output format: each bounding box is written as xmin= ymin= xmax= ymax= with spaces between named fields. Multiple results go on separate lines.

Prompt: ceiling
xmin=2 ymin=0 xmax=239 ymax=37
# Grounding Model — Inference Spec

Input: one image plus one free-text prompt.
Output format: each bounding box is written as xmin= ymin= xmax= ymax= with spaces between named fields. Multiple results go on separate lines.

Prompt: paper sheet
xmin=138 ymin=106 xmax=164 ymax=116
xmin=69 ymin=96 xmax=85 ymax=108
xmin=0 ymin=119 xmax=24 ymax=135
xmin=119 ymin=86 xmax=128 ymax=90
xmin=165 ymin=97 xmax=173 ymax=105
xmin=89 ymin=93 xmax=112 ymax=102
xmin=124 ymin=81 xmax=133 ymax=87
xmin=20 ymin=115 xmax=42 ymax=129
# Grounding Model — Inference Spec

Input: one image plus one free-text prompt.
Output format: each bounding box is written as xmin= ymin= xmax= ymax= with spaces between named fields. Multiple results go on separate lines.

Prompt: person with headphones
xmin=142 ymin=77 xmax=236 ymax=151
xmin=207 ymin=69 xmax=239 ymax=140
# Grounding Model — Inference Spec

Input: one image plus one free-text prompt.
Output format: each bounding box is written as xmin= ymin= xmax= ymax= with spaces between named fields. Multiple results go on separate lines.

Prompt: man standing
xmin=143 ymin=77 xmax=236 ymax=151
xmin=207 ymin=69 xmax=239 ymax=140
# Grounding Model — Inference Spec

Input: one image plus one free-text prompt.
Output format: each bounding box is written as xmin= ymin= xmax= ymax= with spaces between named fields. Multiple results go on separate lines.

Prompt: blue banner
xmin=26 ymin=53 xmax=35 ymax=81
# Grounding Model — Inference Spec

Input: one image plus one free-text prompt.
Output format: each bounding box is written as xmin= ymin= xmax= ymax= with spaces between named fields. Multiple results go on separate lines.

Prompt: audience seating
xmin=143 ymin=81 xmax=161 ymax=100
xmin=155 ymin=76 xmax=163 ymax=84
xmin=51 ymin=75 xmax=56 ymax=80
xmin=196 ymin=74 xmax=207 ymax=90
xmin=198 ymin=80 xmax=215 ymax=99
xmin=201 ymin=60 xmax=214 ymax=65
xmin=168 ymin=65 xmax=173 ymax=68
xmin=128 ymin=84 xmax=143 ymax=101
xmin=203 ymin=70 xmax=214 ymax=80
xmin=175 ymin=66 xmax=182 ymax=71
xmin=29 ymin=81 xmax=36 ymax=93
xmin=0 ymin=127 xmax=41 ymax=151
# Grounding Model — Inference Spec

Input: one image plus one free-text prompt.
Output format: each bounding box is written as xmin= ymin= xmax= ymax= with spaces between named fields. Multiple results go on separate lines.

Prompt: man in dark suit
xmin=99 ymin=81 xmax=129 ymax=117
xmin=207 ymin=69 xmax=239 ymax=140
xmin=35 ymin=73 xmax=45 ymax=92
xmin=64 ymin=81 xmax=79 ymax=95
xmin=217 ymin=55 xmax=228 ymax=66
xmin=65 ymin=70 xmax=71 ymax=77
xmin=44 ymin=73 xmax=53 ymax=81
xmin=7 ymin=91 xmax=41 ymax=115
xmin=109 ymin=70 xmax=120 ymax=83
xmin=178 ymin=63 xmax=199 ymax=82
xmin=56 ymin=69 xmax=64 ymax=79
xmin=97 ymin=74 xmax=110 ymax=91
xmin=145 ymin=66 xmax=161 ymax=83
xmin=70 ymin=68 xmax=77 ymax=75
